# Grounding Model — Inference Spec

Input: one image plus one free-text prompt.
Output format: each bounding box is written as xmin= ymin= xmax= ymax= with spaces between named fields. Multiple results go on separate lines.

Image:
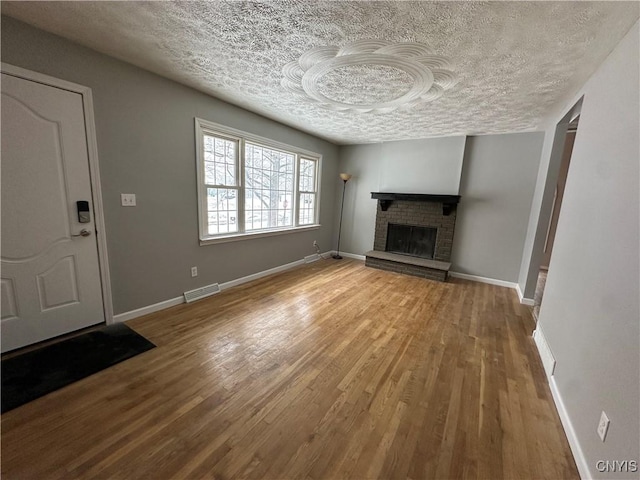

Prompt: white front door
xmin=1 ymin=72 xmax=105 ymax=352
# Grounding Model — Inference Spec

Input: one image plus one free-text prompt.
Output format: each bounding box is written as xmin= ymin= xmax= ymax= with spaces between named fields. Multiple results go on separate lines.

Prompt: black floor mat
xmin=1 ymin=323 xmax=155 ymax=413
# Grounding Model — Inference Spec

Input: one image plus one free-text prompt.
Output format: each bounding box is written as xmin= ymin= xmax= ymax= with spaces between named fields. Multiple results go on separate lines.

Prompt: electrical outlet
xmin=191 ymin=266 xmax=198 ymax=277
xmin=121 ymin=193 xmax=136 ymax=207
xmin=313 ymin=240 xmax=318 ymax=247
xmin=597 ymin=411 xmax=610 ymax=442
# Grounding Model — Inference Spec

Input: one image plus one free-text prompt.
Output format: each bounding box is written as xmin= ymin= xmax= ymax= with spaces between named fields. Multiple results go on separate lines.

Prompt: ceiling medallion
xmin=281 ymin=40 xmax=458 ymax=114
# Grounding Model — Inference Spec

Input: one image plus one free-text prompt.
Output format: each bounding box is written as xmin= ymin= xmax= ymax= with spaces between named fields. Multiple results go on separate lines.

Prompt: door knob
xmin=72 ymin=229 xmax=92 ymax=237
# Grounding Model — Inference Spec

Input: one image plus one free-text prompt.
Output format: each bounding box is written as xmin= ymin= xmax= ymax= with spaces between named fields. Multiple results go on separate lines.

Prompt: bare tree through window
xmin=245 ymin=143 xmax=293 ymax=231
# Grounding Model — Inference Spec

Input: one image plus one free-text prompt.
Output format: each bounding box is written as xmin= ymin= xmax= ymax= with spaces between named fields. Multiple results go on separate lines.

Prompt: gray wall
xmin=451 ymin=133 xmax=544 ymax=282
xmin=336 ymin=136 xmax=466 ymax=256
xmin=337 ymin=133 xmax=543 ymax=284
xmin=536 ymin=21 xmax=639 ymax=478
xmin=377 ymin=137 xmax=465 ymax=194
xmin=1 ymin=16 xmax=339 ymax=315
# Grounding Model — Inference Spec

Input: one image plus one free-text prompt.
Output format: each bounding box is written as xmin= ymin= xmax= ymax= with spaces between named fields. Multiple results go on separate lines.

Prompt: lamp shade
xmin=339 ymin=173 xmax=352 ymax=181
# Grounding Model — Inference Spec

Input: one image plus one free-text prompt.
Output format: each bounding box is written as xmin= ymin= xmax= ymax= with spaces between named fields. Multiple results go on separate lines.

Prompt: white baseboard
xmin=318 ymin=250 xmax=364 ymax=261
xmin=219 ymin=257 xmax=305 ymax=290
xmin=449 ymin=273 xmax=538 ymax=307
xmin=113 ymin=296 xmax=184 ymax=323
xmin=339 ymin=251 xmax=366 ymax=261
xmin=533 ymin=328 xmax=590 ymax=479
xmin=516 ymin=283 xmax=535 ymax=306
xmin=449 ymin=271 xmax=517 ymax=289
xmin=113 ymin=252 xmax=333 ymax=322
xmin=548 ymin=376 xmax=591 ymax=479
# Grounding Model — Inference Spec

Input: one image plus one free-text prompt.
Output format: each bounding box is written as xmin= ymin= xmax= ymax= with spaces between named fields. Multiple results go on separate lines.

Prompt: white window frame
xmin=296 ymin=156 xmax=319 ymax=226
xmin=195 ymin=118 xmax=322 ymax=245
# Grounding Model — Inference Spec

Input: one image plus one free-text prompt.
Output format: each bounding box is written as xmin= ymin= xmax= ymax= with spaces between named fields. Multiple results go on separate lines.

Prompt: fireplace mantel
xmin=370 ymin=192 xmax=461 ymax=215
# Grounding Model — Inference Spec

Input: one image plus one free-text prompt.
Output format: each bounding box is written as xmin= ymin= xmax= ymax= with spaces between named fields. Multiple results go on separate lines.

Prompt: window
xmin=196 ymin=119 xmax=321 ymax=244
xmin=244 ymin=143 xmax=295 ymax=231
xmin=203 ymin=134 xmax=239 ymax=235
xmin=298 ymin=158 xmax=318 ymax=226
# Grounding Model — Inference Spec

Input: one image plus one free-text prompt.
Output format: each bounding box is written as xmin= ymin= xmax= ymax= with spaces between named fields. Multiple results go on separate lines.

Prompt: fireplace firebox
xmin=386 ymin=224 xmax=437 ymax=259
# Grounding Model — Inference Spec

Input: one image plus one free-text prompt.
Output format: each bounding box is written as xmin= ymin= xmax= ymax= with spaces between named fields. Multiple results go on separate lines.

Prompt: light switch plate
xmin=121 ymin=193 xmax=136 ymax=207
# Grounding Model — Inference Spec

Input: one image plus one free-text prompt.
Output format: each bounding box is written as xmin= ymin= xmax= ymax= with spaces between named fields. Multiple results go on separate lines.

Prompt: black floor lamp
xmin=333 ymin=173 xmax=352 ymax=259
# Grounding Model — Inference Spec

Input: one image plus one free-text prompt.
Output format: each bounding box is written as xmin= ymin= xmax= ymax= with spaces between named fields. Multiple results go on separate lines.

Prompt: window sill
xmin=199 ymin=224 xmax=321 ymax=246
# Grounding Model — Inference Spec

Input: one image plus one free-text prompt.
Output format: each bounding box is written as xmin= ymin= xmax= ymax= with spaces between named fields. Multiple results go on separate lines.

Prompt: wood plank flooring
xmin=1 ymin=259 xmax=578 ymax=479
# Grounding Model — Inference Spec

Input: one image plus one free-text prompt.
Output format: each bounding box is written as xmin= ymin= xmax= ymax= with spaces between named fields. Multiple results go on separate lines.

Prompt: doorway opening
xmin=533 ymin=114 xmax=580 ymax=320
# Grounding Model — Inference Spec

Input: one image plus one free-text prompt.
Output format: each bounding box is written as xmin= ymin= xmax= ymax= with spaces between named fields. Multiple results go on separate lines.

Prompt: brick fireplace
xmin=365 ymin=193 xmax=460 ymax=282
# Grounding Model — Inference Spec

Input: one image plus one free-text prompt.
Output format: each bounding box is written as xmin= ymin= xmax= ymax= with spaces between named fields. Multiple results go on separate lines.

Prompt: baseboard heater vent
xmin=304 ymin=254 xmax=321 ymax=264
xmin=533 ymin=329 xmax=556 ymax=377
xmin=184 ymin=283 xmax=220 ymax=303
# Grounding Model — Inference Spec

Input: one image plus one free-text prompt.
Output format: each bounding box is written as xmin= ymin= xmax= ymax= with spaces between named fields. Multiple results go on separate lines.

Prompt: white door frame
xmin=1 ymin=62 xmax=114 ymax=325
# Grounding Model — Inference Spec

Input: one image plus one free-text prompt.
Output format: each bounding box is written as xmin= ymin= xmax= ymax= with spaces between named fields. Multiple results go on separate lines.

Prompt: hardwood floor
xmin=1 ymin=259 xmax=578 ymax=479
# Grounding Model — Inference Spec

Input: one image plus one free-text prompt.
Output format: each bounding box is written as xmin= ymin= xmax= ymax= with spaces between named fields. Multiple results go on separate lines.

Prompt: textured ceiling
xmin=3 ymin=1 xmax=638 ymax=144
xmin=282 ymin=39 xmax=459 ymax=113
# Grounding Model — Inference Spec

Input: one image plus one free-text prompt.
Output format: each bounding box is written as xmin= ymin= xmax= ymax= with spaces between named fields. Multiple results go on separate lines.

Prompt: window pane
xmin=245 ymin=143 xmax=294 ymax=231
xmin=207 ymin=188 xmax=238 ymax=235
xmin=298 ymin=193 xmax=316 ymax=225
xmin=204 ymin=134 xmax=237 ymax=186
xmin=299 ymin=158 xmax=316 ymax=192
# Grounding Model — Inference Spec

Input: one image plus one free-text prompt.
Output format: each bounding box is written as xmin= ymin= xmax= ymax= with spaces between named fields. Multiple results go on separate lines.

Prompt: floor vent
xmin=184 ymin=283 xmax=220 ymax=303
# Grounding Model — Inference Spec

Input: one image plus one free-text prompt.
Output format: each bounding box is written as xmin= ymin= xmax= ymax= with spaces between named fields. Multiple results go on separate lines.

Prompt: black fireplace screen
xmin=386 ymin=224 xmax=437 ymax=259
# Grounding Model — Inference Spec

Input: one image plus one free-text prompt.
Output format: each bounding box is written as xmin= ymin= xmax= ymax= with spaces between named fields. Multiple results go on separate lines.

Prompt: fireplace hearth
xmin=365 ymin=192 xmax=460 ymax=282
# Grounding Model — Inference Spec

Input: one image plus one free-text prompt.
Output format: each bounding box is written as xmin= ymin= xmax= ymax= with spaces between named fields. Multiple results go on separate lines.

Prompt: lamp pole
xmin=333 ymin=173 xmax=351 ymax=259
